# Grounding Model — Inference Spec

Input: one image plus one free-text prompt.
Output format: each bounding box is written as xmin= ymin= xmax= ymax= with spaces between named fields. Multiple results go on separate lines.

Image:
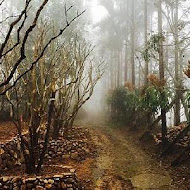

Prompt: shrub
xmin=107 ymin=85 xmax=171 ymax=128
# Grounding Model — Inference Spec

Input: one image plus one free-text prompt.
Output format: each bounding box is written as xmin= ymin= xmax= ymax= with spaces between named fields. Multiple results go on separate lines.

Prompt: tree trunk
xmin=174 ymin=0 xmax=180 ymax=126
xmin=37 ymin=87 xmax=56 ymax=173
xmin=63 ymin=120 xmax=70 ymax=139
xmin=144 ymin=0 xmax=150 ymax=127
xmin=158 ymin=0 xmax=167 ymax=147
xmin=1 ymin=96 xmax=5 ymax=111
xmin=26 ymin=60 xmax=40 ymax=174
xmin=110 ymin=51 xmax=114 ymax=89
xmin=114 ymin=51 xmax=117 ymax=88
xmin=52 ymin=113 xmax=63 ymax=140
xmin=144 ymin=0 xmax=149 ymax=86
xmin=117 ymin=51 xmax=121 ymax=87
xmin=148 ymin=98 xmax=176 ymax=130
xmin=124 ymin=43 xmax=128 ymax=83
xmin=131 ymin=0 xmax=135 ymax=86
xmin=124 ymin=0 xmax=130 ymax=83
xmin=138 ymin=61 xmax=141 ymax=87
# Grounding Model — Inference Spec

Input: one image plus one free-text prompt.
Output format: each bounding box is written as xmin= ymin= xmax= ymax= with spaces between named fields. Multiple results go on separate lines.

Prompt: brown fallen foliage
xmin=0 ymin=121 xmax=28 ymax=143
xmin=0 ymin=121 xmax=17 ymax=142
xmin=154 ymin=123 xmax=189 ymax=147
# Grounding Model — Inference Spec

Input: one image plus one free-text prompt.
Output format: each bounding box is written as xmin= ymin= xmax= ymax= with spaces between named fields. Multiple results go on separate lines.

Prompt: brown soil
xmin=0 ymin=121 xmax=28 ymax=143
xmin=86 ymin=124 xmax=190 ymax=190
xmin=1 ymin=120 xmax=190 ymax=189
xmin=0 ymin=164 xmax=73 ymax=178
xmin=69 ymin=158 xmax=96 ymax=189
xmin=88 ymin=126 xmax=135 ymax=190
xmin=0 ymin=122 xmax=97 ymax=189
xmin=0 ymin=121 xmax=17 ymax=142
xmin=137 ymin=129 xmax=190 ymax=190
xmin=45 ymin=150 xmax=97 ymax=189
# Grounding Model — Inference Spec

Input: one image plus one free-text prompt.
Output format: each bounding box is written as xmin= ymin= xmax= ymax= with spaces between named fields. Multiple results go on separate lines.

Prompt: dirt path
xmin=88 ymin=125 xmax=175 ymax=190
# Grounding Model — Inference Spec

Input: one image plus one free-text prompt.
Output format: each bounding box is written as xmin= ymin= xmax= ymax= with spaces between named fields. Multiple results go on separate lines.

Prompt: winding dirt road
xmin=88 ymin=125 xmax=176 ymax=190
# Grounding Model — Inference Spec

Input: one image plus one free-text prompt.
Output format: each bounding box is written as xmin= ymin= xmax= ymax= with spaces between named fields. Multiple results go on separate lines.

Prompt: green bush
xmin=140 ymin=86 xmax=171 ymax=113
xmin=107 ymin=85 xmax=171 ymax=127
xmin=107 ymin=87 xmax=128 ymax=114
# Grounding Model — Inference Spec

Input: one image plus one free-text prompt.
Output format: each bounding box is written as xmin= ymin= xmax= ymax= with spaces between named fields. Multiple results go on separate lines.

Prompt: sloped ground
xmin=90 ymin=126 xmax=134 ymax=190
xmin=0 ymin=122 xmax=96 ymax=189
xmin=1 ymin=120 xmax=190 ymax=189
xmin=0 ymin=122 xmax=18 ymax=142
xmin=88 ymin=125 xmax=178 ymax=190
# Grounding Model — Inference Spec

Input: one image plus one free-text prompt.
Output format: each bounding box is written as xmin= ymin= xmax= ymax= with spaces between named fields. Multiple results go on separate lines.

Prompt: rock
xmin=9 ymin=150 xmax=15 ymax=156
xmin=12 ymin=177 xmax=21 ymax=183
xmin=62 ymin=154 xmax=70 ymax=159
xmin=1 ymin=153 xmax=7 ymax=160
xmin=3 ymin=185 xmax=9 ymax=189
xmin=70 ymin=169 xmax=75 ymax=173
xmin=15 ymin=159 xmax=21 ymax=166
xmin=26 ymin=183 xmax=34 ymax=189
xmin=14 ymin=153 xmax=18 ymax=159
xmin=48 ymin=179 xmax=54 ymax=184
xmin=24 ymin=150 xmax=29 ymax=155
xmin=61 ymin=182 xmax=67 ymax=188
xmin=2 ymin=177 xmax=10 ymax=182
xmin=67 ymin=178 xmax=74 ymax=183
xmin=36 ymin=186 xmax=45 ymax=190
xmin=45 ymin=183 xmax=52 ymax=189
xmin=71 ymin=152 xmax=78 ymax=160
xmin=0 ymin=126 xmax=89 ymax=189
xmin=53 ymin=175 xmax=63 ymax=178
xmin=20 ymin=153 xmax=25 ymax=164
xmin=26 ymin=178 xmax=36 ymax=182
xmin=20 ymin=184 xmax=25 ymax=190
xmin=7 ymin=160 xmax=13 ymax=168
xmin=84 ymin=148 xmax=90 ymax=154
xmin=13 ymin=187 xmax=20 ymax=190
xmin=57 ymin=152 xmax=62 ymax=156
xmin=44 ymin=179 xmax=48 ymax=184
xmin=0 ymin=148 xmax=5 ymax=155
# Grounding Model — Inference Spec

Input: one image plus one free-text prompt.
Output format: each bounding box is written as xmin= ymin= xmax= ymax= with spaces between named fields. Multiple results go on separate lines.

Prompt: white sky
xmin=84 ymin=0 xmax=108 ymax=23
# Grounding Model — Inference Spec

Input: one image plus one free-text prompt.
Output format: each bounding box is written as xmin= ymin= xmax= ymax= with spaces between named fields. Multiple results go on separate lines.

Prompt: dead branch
xmin=0 ymin=8 xmax=85 ymax=95
xmin=0 ymin=0 xmax=31 ymax=58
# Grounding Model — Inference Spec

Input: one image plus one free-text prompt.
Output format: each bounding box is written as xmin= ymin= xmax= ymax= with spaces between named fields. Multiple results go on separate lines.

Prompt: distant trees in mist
xmin=98 ymin=0 xmax=190 ymax=147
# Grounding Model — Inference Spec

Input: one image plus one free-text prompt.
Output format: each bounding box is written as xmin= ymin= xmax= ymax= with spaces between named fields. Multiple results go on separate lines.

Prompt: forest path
xmin=88 ymin=125 xmax=175 ymax=190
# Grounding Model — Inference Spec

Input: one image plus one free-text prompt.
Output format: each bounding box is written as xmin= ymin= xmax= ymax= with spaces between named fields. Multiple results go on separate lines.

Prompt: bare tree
xmin=50 ymin=38 xmax=105 ymax=139
xmin=0 ymin=0 xmax=85 ymax=174
xmin=0 ymin=0 xmax=84 ymax=95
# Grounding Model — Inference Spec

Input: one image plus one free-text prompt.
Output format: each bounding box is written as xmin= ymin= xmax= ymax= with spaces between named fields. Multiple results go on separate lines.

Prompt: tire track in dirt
xmin=89 ymin=126 xmax=134 ymax=190
xmin=89 ymin=125 xmax=174 ymax=190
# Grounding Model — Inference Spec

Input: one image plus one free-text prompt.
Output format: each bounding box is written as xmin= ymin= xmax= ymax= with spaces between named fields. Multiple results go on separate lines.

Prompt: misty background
xmin=1 ymin=0 xmax=190 ymax=126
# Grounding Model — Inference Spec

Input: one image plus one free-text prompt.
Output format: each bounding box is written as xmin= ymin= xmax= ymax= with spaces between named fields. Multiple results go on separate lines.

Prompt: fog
xmin=82 ymin=0 xmax=190 ymax=126
xmin=0 ymin=0 xmax=190 ymax=125
xmin=1 ymin=0 xmax=190 ymax=188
